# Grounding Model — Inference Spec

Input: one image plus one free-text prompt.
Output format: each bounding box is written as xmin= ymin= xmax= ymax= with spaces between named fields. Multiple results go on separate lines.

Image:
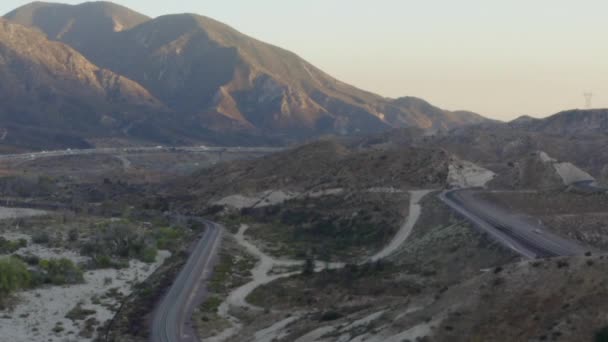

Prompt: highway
xmin=440 ymin=189 xmax=588 ymax=258
xmin=151 ymin=220 xmax=223 ymax=342
xmin=0 ymin=145 xmax=283 ymax=162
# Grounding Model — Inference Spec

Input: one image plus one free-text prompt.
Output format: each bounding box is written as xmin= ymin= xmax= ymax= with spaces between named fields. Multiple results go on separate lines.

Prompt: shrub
xmin=38 ymin=258 xmax=84 ymax=285
xmin=139 ymin=246 xmax=158 ymax=263
xmin=65 ymin=303 xmax=96 ymax=321
xmin=0 ymin=237 xmax=27 ymax=254
xmin=18 ymin=254 xmax=40 ymax=266
xmin=301 ymin=255 xmax=315 ymax=276
xmin=155 ymin=227 xmax=183 ymax=251
xmin=0 ymin=257 xmax=31 ymax=302
xmin=319 ymin=310 xmax=343 ymax=321
xmin=68 ymin=229 xmax=79 ymax=242
xmin=32 ymin=232 xmax=50 ymax=245
xmin=82 ymin=223 xmax=158 ymax=265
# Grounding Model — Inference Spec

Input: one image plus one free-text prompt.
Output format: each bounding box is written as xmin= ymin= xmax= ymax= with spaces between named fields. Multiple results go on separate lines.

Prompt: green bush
xmin=38 ymin=258 xmax=84 ymax=285
xmin=139 ymin=246 xmax=158 ymax=263
xmin=0 ymin=257 xmax=31 ymax=300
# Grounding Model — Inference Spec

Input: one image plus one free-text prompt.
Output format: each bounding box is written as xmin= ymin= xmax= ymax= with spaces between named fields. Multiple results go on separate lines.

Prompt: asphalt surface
xmin=0 ymin=146 xmax=283 ymax=162
xmin=572 ymin=180 xmax=608 ymax=193
xmin=440 ymin=189 xmax=588 ymax=258
xmin=151 ymin=221 xmax=223 ymax=342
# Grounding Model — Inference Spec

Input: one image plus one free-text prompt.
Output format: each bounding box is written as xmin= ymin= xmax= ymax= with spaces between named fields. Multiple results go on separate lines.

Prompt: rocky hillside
xmin=4 ymin=1 xmax=149 ymax=75
xmin=366 ymin=110 xmax=608 ymax=189
xmin=3 ymin=1 xmax=487 ymax=148
xmin=0 ymin=17 xmax=172 ymax=150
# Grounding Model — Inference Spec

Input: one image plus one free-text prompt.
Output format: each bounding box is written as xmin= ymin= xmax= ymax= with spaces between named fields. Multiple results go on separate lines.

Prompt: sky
xmin=2 ymin=0 xmax=608 ymax=120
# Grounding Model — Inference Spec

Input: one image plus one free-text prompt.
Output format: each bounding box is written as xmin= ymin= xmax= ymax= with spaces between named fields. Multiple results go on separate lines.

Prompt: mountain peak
xmin=5 ymin=1 xmax=150 ymax=35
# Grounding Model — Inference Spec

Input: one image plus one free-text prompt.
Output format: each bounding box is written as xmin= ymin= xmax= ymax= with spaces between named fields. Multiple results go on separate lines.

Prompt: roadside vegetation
xmin=237 ymin=191 xmax=408 ymax=261
xmin=193 ymin=236 xmax=256 ymax=339
xmin=247 ymin=260 xmax=412 ymax=311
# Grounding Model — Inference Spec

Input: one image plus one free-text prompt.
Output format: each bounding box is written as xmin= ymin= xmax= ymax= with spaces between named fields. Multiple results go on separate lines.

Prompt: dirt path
xmin=370 ymin=190 xmax=433 ymax=261
xmin=206 ymin=225 xmax=343 ymax=342
xmin=221 ymin=225 xmax=302 ymax=311
xmin=206 ymin=189 xmax=432 ymax=341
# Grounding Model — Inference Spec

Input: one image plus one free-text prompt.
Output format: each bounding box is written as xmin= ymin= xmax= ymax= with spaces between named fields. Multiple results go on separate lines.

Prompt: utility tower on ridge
xmin=584 ymin=92 xmax=593 ymax=109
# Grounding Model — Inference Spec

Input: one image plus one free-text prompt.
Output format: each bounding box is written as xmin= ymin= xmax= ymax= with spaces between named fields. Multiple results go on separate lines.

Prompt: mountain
xmin=3 ymin=1 xmax=488 ymax=147
xmin=0 ymin=17 xmax=176 ymax=150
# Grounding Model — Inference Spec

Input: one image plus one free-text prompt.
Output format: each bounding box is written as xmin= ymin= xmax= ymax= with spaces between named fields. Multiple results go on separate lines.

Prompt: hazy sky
xmin=3 ymin=0 xmax=608 ymax=120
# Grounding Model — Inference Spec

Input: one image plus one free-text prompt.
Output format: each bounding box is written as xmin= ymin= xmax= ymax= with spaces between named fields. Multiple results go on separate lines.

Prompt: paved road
xmin=151 ymin=221 xmax=223 ymax=342
xmin=573 ymin=180 xmax=607 ymax=193
xmin=440 ymin=189 xmax=588 ymax=258
xmin=0 ymin=146 xmax=283 ymax=162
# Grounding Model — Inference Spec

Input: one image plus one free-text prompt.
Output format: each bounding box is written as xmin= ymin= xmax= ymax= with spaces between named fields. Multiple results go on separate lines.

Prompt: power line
xmin=583 ymin=92 xmax=593 ymax=109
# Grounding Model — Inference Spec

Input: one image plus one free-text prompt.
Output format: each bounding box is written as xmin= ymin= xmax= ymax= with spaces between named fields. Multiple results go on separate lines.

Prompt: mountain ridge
xmin=2 ymin=1 xmax=489 ymax=148
xmin=0 ymin=17 xmax=178 ymax=149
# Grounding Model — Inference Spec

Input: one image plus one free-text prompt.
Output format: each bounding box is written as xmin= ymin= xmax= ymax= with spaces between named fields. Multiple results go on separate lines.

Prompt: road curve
xmin=440 ymin=189 xmax=588 ymax=259
xmin=572 ymin=180 xmax=607 ymax=193
xmin=151 ymin=221 xmax=223 ymax=342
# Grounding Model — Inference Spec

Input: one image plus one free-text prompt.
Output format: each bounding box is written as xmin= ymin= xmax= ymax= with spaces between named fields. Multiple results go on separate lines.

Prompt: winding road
xmin=151 ymin=221 xmax=223 ymax=342
xmin=440 ymin=189 xmax=588 ymax=258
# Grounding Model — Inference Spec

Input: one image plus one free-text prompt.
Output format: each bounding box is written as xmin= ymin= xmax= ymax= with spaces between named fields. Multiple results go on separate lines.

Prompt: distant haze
xmin=3 ymin=0 xmax=608 ymax=120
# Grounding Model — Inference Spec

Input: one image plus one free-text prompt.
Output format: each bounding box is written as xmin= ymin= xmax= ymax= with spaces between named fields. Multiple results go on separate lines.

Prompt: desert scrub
xmin=65 ymin=302 xmax=96 ymax=321
xmin=208 ymin=242 xmax=255 ymax=294
xmin=154 ymin=226 xmax=184 ymax=251
xmin=200 ymin=295 xmax=223 ymax=313
xmin=0 ymin=257 xmax=30 ymax=306
xmin=240 ymin=192 xmax=404 ymax=261
xmin=0 ymin=237 xmax=27 ymax=254
xmin=31 ymin=231 xmax=51 ymax=244
xmin=35 ymin=258 xmax=84 ymax=285
xmin=80 ymin=222 xmax=158 ymax=267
